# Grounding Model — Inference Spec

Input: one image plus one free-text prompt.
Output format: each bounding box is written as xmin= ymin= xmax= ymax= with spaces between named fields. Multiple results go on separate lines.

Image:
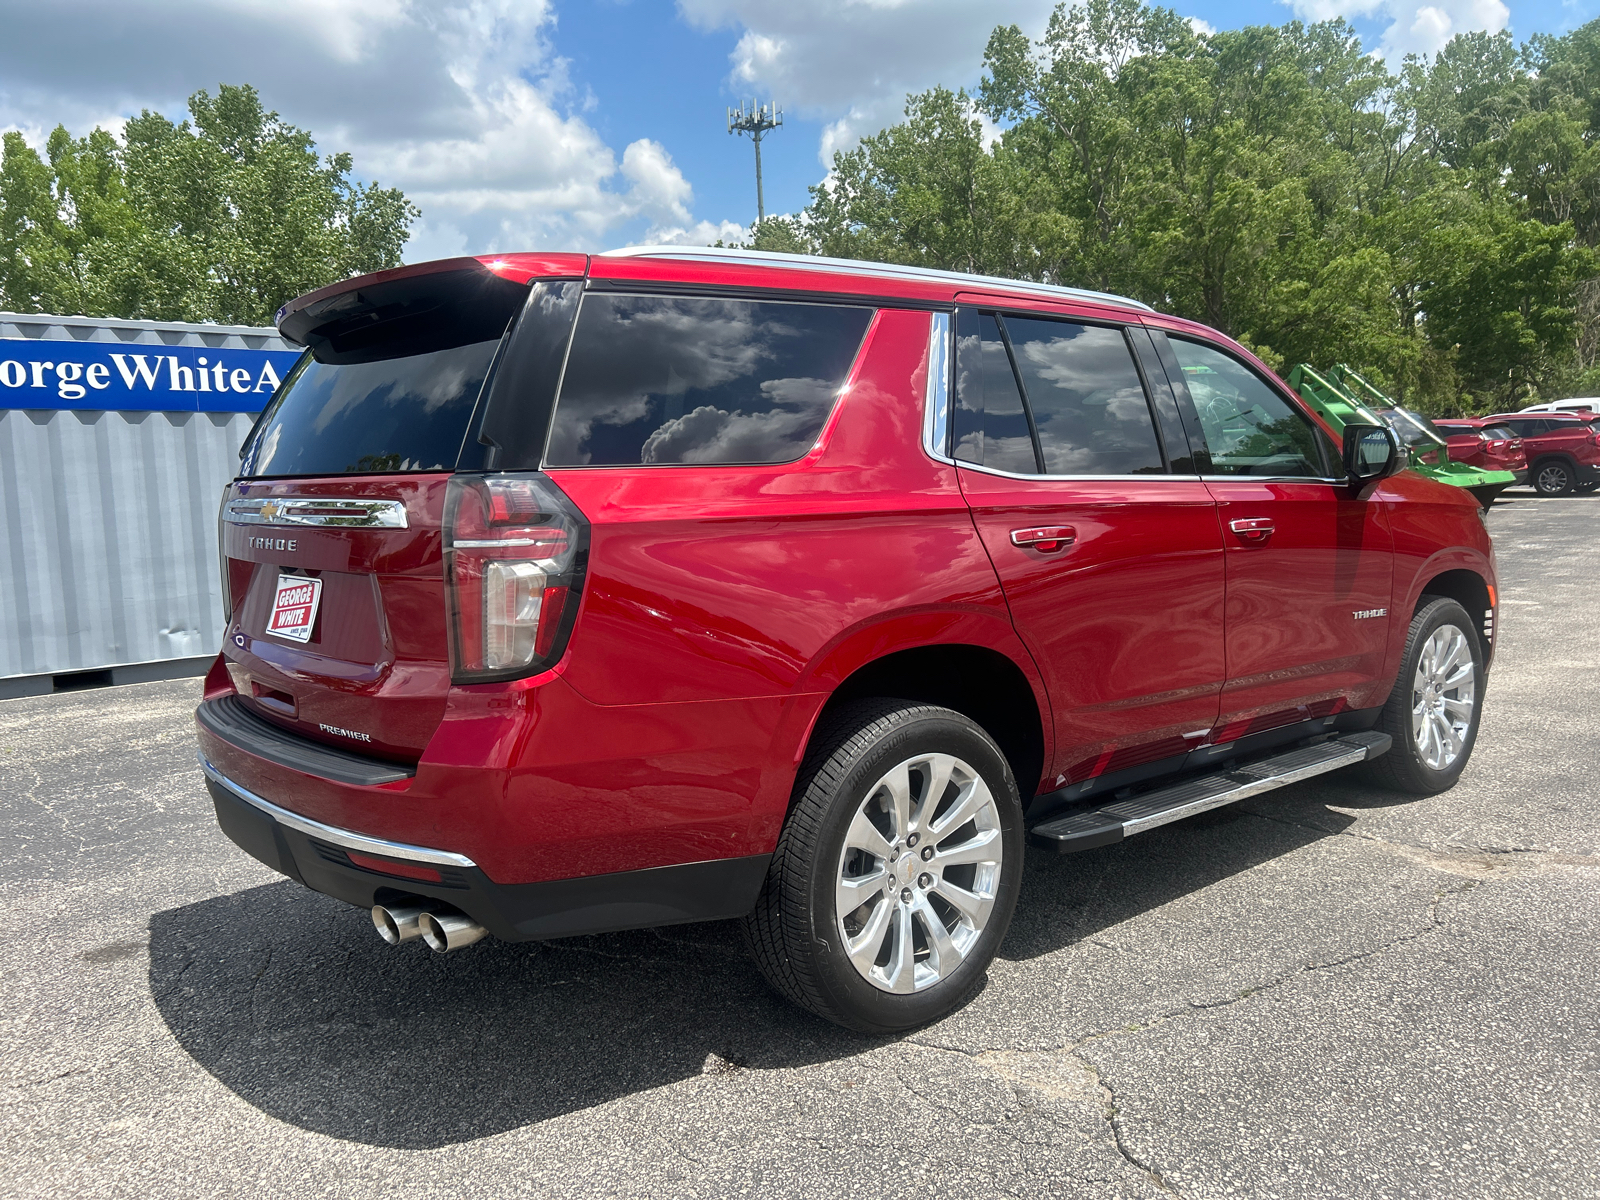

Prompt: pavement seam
xmin=901 ymin=1040 xmax=1180 ymax=1196
xmin=906 ymin=874 xmax=1481 ymax=1200
xmin=1238 ymin=807 xmax=1600 ymax=872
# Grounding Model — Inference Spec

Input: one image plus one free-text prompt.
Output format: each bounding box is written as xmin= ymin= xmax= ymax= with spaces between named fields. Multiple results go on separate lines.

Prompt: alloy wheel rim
xmin=834 ymin=753 xmax=1003 ymax=994
xmin=1538 ymin=465 xmax=1568 ymax=493
xmin=1411 ymin=623 xmax=1476 ymax=771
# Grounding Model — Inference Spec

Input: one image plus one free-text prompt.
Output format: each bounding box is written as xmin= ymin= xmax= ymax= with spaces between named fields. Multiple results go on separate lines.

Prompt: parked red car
xmin=196 ymin=249 xmax=1497 ymax=1031
xmin=1431 ymin=418 xmax=1529 ymax=480
xmin=1485 ymin=411 xmax=1600 ymax=495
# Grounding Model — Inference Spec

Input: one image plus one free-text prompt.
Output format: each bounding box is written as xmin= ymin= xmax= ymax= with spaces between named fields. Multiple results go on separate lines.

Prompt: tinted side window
xmin=1169 ymin=339 xmax=1324 ymax=477
xmin=545 ymin=295 xmax=873 ymax=467
xmin=1006 ymin=317 xmax=1163 ymax=475
xmin=953 ymin=311 xmax=1039 ymax=474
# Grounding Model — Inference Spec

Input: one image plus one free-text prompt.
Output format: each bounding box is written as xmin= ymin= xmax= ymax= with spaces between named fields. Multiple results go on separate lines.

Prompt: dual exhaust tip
xmin=371 ymin=902 xmax=487 ymax=953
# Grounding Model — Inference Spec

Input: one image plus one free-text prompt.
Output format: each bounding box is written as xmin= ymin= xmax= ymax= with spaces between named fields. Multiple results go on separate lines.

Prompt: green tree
xmin=770 ymin=2 xmax=1600 ymax=411
xmin=0 ymin=84 xmax=417 ymax=325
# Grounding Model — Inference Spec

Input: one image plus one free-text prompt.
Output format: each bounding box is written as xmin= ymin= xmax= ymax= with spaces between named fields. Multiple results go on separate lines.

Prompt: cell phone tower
xmin=728 ymin=99 xmax=783 ymax=223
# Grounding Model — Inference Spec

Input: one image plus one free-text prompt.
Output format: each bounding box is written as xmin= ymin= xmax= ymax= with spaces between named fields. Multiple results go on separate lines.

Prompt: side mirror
xmin=1343 ymin=423 xmax=1399 ymax=484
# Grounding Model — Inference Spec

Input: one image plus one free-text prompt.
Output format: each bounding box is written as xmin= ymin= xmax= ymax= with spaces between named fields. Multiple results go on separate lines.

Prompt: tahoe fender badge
xmin=1352 ymin=608 xmax=1388 ymax=619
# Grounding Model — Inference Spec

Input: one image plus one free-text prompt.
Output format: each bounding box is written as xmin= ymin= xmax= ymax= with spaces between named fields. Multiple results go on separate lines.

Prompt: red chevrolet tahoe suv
xmin=196 ymin=248 xmax=1497 ymax=1032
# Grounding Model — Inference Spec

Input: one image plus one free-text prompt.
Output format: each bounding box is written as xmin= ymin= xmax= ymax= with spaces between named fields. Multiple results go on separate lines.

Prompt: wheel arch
xmin=1530 ymin=452 xmax=1578 ymax=485
xmin=1417 ymin=566 xmax=1495 ymax=666
xmin=814 ymin=643 xmax=1049 ymax=804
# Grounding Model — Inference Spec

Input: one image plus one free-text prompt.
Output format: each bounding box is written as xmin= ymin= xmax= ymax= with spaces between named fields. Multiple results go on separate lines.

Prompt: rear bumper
xmin=201 ymin=754 xmax=770 ymax=941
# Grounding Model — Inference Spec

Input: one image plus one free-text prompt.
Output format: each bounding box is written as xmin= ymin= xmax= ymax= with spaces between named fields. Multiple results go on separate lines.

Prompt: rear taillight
xmin=443 ymin=473 xmax=588 ymax=683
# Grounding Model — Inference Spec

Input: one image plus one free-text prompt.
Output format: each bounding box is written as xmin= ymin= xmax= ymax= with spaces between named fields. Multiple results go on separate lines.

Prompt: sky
xmin=0 ymin=0 xmax=1589 ymax=264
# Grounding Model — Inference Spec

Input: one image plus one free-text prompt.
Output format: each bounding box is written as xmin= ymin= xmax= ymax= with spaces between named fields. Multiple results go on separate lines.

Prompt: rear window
xmin=241 ymin=342 xmax=497 ymax=476
xmin=544 ymin=295 xmax=873 ymax=467
xmin=241 ymin=265 xmax=529 ymax=478
xmin=1480 ymin=424 xmax=1517 ymax=440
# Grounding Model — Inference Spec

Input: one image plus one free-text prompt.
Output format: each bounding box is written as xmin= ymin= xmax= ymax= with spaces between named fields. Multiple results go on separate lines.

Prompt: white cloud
xmin=0 ymin=0 xmax=742 ymax=260
xmin=680 ymin=0 xmax=1057 ymax=164
xmin=1187 ymin=16 xmax=1218 ymax=36
xmin=639 ymin=219 xmax=752 ymax=246
xmin=1281 ymin=0 xmax=1510 ymax=57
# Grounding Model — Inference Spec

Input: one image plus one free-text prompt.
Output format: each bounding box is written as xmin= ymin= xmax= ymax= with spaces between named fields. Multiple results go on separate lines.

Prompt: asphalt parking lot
xmin=2 ymin=490 xmax=1597 ymax=1200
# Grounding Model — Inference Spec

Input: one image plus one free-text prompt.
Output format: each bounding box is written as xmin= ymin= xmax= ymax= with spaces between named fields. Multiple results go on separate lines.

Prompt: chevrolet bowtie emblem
xmin=259 ymin=501 xmax=281 ymax=520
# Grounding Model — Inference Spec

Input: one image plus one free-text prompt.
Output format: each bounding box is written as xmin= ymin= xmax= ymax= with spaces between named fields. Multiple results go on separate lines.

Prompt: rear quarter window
xmin=544 ymin=295 xmax=874 ymax=467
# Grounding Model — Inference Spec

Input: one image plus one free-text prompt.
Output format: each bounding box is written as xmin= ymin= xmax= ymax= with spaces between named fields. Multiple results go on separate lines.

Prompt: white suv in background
xmin=1520 ymin=399 xmax=1600 ymax=414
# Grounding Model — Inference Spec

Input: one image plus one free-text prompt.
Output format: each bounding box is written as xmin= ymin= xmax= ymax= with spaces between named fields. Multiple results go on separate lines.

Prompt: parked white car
xmin=1521 ymin=398 xmax=1600 ymax=414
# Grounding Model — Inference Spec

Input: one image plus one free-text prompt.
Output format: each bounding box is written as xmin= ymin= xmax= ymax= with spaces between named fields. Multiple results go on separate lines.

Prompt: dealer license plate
xmin=266 ymin=573 xmax=322 ymax=644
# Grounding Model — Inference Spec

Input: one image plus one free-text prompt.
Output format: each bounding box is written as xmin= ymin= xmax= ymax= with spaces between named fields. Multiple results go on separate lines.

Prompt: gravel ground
xmin=1 ymin=489 xmax=1596 ymax=1199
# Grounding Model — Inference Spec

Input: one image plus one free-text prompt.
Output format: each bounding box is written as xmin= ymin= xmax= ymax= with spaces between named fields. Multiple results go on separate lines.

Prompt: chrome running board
xmin=1029 ymin=731 xmax=1392 ymax=854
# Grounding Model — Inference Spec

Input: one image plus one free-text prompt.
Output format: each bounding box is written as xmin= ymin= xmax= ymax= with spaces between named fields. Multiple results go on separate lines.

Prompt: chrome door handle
xmin=1010 ymin=526 xmax=1076 ymax=552
xmin=1229 ymin=517 xmax=1274 ymax=542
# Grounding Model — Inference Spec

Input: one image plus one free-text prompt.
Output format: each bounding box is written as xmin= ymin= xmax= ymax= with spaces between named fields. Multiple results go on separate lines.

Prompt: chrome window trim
xmin=952 ymin=460 xmax=1200 ymax=483
xmin=199 ymin=756 xmax=477 ymax=868
xmin=1196 ymin=474 xmax=1347 ymax=485
xmin=950 ymin=460 xmax=1349 ymax=484
xmin=224 ymin=497 xmax=409 ymax=529
xmin=923 ymin=311 xmax=953 ymax=464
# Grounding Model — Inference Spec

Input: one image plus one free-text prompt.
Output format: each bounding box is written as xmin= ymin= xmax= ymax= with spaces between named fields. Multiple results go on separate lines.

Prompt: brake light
xmin=443 ymin=473 xmax=588 ymax=683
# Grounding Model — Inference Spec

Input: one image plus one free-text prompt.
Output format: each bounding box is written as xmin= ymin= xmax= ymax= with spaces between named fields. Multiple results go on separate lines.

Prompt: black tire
xmin=1357 ymin=597 xmax=1485 ymax=795
xmin=742 ymin=700 xmax=1024 ymax=1033
xmin=1533 ymin=459 xmax=1575 ymax=496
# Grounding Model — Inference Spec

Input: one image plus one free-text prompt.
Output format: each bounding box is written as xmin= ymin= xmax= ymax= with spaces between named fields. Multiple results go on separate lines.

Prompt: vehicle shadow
xmin=999 ymin=782 xmax=1361 ymax=961
xmin=147 ymin=785 xmax=1371 ymax=1150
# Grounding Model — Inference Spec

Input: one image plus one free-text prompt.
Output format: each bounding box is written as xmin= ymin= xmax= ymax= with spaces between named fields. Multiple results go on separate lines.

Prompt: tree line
xmin=0 ymin=84 xmax=416 ymax=328
xmin=751 ymin=0 xmax=1600 ymax=413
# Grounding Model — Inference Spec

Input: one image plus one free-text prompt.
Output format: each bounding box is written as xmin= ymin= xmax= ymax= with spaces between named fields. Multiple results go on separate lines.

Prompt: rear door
xmin=1152 ymin=332 xmax=1395 ymax=736
xmin=953 ymin=308 xmax=1226 ymax=796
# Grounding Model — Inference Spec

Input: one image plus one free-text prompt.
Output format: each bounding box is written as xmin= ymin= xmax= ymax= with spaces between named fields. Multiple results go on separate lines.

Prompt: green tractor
xmin=1285 ymin=363 xmax=1516 ymax=508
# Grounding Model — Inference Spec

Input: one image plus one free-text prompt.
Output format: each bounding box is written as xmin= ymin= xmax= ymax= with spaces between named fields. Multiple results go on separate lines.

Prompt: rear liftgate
xmin=1029 ymin=731 xmax=1391 ymax=853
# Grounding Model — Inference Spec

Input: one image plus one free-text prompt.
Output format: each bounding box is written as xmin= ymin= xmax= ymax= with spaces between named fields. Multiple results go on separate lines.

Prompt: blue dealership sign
xmin=0 ymin=337 xmax=303 ymax=412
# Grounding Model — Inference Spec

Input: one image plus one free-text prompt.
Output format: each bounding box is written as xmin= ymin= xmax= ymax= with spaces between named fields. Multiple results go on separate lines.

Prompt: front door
xmin=952 ymin=309 xmax=1226 ymax=798
xmin=1153 ymin=333 xmax=1394 ymax=741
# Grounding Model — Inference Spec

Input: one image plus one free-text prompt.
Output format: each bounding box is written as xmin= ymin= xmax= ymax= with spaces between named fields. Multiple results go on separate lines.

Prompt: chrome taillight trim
xmin=223 ymin=497 xmax=409 ymax=529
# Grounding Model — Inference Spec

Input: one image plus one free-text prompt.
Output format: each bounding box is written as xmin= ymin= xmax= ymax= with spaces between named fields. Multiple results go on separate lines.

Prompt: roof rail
xmin=598 ymin=244 xmax=1153 ymax=312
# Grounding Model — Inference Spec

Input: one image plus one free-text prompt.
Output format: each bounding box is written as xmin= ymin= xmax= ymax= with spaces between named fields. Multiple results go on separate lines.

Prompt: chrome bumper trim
xmin=199 ymin=755 xmax=477 ymax=868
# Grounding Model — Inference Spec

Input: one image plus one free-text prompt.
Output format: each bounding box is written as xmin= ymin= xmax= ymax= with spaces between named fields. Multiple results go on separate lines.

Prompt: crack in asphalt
xmin=904 ymin=871 xmax=1487 ymax=1200
xmin=1239 ymin=807 xmax=1600 ymax=875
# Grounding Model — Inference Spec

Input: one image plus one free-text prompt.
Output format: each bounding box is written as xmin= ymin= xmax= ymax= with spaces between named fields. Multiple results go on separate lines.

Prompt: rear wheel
xmin=1534 ymin=459 xmax=1575 ymax=496
xmin=1358 ymin=597 xmax=1484 ymax=795
xmin=743 ymin=700 xmax=1024 ymax=1033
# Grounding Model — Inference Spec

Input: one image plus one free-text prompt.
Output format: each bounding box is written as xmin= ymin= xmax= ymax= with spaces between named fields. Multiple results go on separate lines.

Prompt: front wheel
xmin=1358 ymin=597 xmax=1485 ymax=795
xmin=743 ymin=701 xmax=1024 ymax=1033
xmin=1534 ymin=460 xmax=1575 ymax=496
